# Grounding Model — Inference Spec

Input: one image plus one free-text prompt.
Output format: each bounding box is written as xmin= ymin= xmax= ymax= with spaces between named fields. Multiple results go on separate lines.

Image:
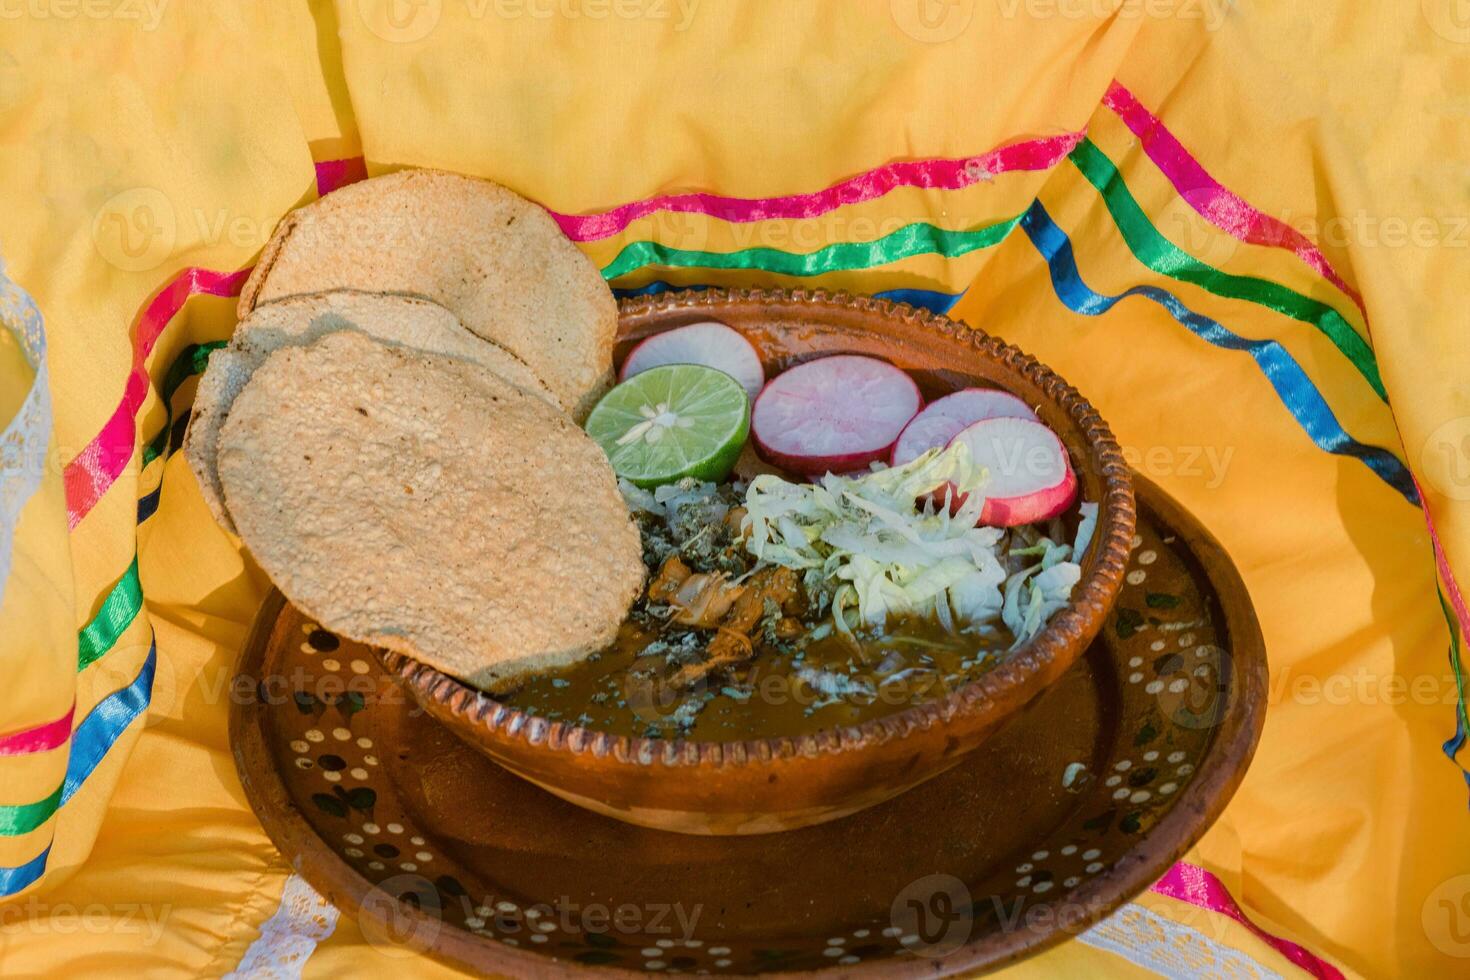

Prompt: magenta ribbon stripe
xmin=0 ymin=704 xmax=74 ymax=757
xmin=62 ymin=161 xmax=362 ymax=529
xmin=1415 ymin=474 xmax=1470 ymax=766
xmin=1420 ymin=477 xmax=1470 ymax=643
xmin=314 ymin=156 xmax=368 ymax=197
xmin=62 ymin=266 xmax=251 ymax=528
xmin=1103 ymin=81 xmax=1367 ymax=321
xmin=1152 ymin=862 xmax=1345 ymax=979
xmin=547 ymin=132 xmax=1084 ymax=242
xmin=65 ymin=161 xmax=364 ymax=526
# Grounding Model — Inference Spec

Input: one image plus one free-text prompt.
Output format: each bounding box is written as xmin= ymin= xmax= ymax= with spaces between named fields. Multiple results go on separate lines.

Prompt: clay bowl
xmin=379 ymin=288 xmax=1135 ymax=835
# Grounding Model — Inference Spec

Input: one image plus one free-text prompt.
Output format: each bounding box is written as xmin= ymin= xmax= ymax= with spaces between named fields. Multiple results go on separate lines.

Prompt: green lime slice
xmin=586 ymin=364 xmax=750 ymax=488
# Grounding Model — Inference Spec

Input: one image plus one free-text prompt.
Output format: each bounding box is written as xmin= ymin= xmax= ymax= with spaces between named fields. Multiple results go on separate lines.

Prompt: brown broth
xmin=498 ymin=614 xmax=1016 ymax=741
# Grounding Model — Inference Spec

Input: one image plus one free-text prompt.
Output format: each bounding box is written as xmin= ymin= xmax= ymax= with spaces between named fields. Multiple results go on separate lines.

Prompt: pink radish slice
xmin=946 ymin=416 xmax=1077 ymax=526
xmin=752 ymin=355 xmax=922 ymax=475
xmin=620 ymin=321 xmax=765 ymax=401
xmin=890 ymin=388 xmax=1038 ymax=466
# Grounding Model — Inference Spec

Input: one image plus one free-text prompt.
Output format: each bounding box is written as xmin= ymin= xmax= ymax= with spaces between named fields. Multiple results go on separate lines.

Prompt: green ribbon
xmin=141 ymin=341 xmax=224 ymax=466
xmin=79 ymin=345 xmax=221 ymax=676
xmin=77 ymin=557 xmax=142 ymax=673
xmin=1067 ymin=138 xmax=1385 ymax=401
xmin=1440 ymin=588 xmax=1469 ymax=735
xmin=0 ymin=785 xmax=61 ymax=837
xmin=601 ymin=215 xmax=1021 ymax=281
xmin=4 ymin=348 xmax=215 ymax=837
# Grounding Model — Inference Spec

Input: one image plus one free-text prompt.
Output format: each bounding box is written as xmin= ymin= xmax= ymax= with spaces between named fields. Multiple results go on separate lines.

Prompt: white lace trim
xmin=222 ymin=879 xmax=1284 ymax=978
xmin=1078 ymin=901 xmax=1285 ymax=979
xmin=0 ymin=256 xmax=49 ymax=605
xmin=227 ymin=874 xmax=339 ymax=979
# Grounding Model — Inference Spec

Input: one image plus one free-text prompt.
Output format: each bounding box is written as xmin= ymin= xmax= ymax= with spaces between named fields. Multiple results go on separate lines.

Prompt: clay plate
xmin=379 ymin=289 xmax=1137 ymax=834
xmin=230 ymin=473 xmax=1265 ymax=977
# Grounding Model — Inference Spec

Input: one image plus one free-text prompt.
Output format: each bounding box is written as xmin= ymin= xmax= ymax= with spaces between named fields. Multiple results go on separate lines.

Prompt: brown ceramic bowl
xmin=379 ymin=288 xmax=1135 ymax=835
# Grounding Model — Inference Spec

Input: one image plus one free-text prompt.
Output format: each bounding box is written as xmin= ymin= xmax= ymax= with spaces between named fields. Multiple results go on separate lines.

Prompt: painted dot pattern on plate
xmin=249 ymin=500 xmax=1235 ymax=974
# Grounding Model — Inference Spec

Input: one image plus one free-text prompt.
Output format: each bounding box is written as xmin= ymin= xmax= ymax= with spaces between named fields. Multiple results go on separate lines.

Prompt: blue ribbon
xmin=1444 ymin=712 xmax=1470 ymax=795
xmin=62 ymin=643 xmax=156 ymax=802
xmin=0 ymin=846 xmax=51 ymax=896
xmin=1018 ymin=201 xmax=1418 ymax=506
xmin=0 ymin=644 xmax=156 ymax=895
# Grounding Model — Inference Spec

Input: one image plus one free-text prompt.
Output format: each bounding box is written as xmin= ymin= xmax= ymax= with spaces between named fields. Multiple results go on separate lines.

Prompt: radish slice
xmin=620 ymin=321 xmax=765 ymax=401
xmin=948 ymin=416 xmax=1077 ymax=526
xmin=890 ymin=388 xmax=1038 ymax=466
xmin=752 ymin=355 xmax=921 ymax=475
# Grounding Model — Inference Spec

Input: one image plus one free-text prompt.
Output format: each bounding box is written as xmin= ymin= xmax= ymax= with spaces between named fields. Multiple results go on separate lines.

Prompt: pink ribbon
xmin=314 ymin=157 xmax=368 ymax=197
xmin=548 ymin=132 xmax=1084 ymax=242
xmin=65 ymin=157 xmax=373 ymax=529
xmin=1152 ymin=862 xmax=1345 ymax=979
xmin=1418 ymin=476 xmax=1470 ymax=642
xmin=1103 ymin=81 xmax=1366 ymax=323
xmin=0 ymin=703 xmax=73 ymax=756
xmin=63 ymin=266 xmax=250 ymax=528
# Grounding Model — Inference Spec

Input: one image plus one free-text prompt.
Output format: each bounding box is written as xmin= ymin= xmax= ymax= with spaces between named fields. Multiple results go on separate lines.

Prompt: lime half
xmin=586 ymin=364 xmax=750 ymax=488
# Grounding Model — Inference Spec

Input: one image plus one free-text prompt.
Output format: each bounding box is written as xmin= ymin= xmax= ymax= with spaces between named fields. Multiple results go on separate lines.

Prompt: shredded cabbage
xmin=619 ymin=477 xmax=737 ymax=522
xmin=1073 ymin=501 xmax=1100 ymax=559
xmin=739 ymin=442 xmax=1093 ymax=646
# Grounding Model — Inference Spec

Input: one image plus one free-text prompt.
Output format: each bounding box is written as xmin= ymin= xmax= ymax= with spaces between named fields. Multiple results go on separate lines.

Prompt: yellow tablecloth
xmin=1 ymin=2 xmax=1466 ymax=976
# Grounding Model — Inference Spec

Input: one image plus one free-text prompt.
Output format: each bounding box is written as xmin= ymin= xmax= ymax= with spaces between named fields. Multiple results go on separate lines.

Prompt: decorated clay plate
xmin=230 ymin=472 xmax=1265 ymax=976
